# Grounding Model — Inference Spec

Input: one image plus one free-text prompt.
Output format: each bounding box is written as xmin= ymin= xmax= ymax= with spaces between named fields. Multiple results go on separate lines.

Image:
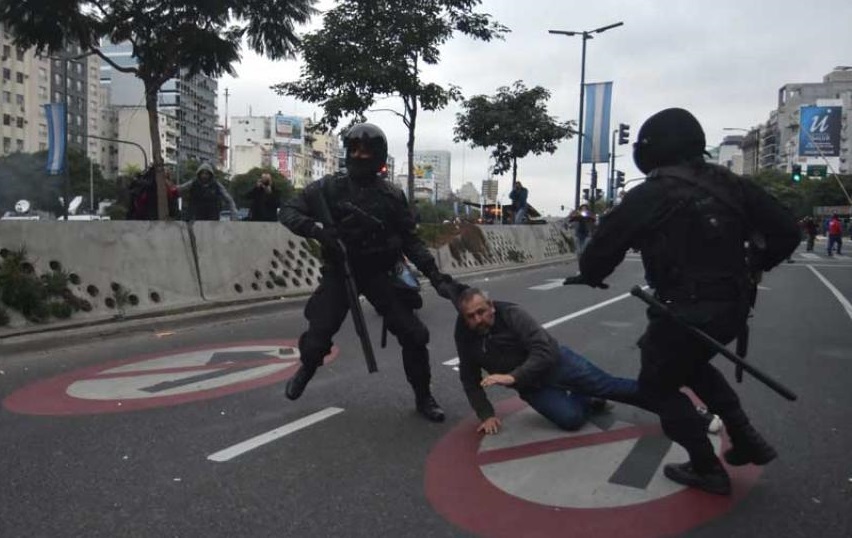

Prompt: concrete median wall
xmin=190 ymin=221 xmax=321 ymax=303
xmin=0 ymin=221 xmax=572 ymax=333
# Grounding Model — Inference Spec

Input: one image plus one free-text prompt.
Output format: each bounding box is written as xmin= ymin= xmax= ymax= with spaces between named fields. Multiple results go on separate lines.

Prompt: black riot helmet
xmin=344 ymin=123 xmax=388 ymax=181
xmin=633 ymin=108 xmax=708 ymax=174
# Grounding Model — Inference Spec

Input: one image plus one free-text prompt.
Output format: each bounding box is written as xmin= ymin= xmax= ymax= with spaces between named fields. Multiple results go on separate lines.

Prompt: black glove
xmin=312 ymin=225 xmax=344 ymax=261
xmin=429 ymin=272 xmax=466 ymax=301
xmin=563 ymin=274 xmax=609 ymax=289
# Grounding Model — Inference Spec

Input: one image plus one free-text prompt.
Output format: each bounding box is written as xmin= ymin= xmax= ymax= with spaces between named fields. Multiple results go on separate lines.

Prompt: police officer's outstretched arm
xmin=742 ymin=180 xmax=800 ymax=270
xmin=576 ymin=184 xmax=666 ymax=286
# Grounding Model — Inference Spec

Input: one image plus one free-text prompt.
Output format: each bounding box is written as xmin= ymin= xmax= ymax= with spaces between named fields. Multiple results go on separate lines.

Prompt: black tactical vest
xmin=639 ymin=164 xmax=749 ymax=299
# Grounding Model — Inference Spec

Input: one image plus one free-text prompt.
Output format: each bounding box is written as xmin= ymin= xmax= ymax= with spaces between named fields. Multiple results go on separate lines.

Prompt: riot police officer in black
xmin=279 ymin=123 xmax=460 ymax=422
xmin=568 ymin=108 xmax=800 ymax=494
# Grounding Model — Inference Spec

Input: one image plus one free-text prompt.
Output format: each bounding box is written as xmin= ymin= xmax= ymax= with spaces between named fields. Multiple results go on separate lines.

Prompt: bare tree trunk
xmin=512 ymin=157 xmax=517 ymax=188
xmin=407 ymin=99 xmax=418 ymax=202
xmin=145 ymin=81 xmax=167 ymax=220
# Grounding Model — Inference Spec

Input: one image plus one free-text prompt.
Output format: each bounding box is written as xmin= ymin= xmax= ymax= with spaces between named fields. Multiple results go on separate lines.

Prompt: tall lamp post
xmin=549 ymin=21 xmax=623 ymax=209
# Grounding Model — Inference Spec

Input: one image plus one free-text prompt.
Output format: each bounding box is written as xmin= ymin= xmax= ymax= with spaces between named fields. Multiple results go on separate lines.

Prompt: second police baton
xmin=630 ymin=286 xmax=797 ymax=402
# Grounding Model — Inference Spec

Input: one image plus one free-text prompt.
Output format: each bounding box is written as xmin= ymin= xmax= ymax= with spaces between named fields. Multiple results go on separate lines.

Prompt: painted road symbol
xmin=425 ymin=397 xmax=761 ymax=538
xmin=3 ymin=340 xmax=337 ymax=416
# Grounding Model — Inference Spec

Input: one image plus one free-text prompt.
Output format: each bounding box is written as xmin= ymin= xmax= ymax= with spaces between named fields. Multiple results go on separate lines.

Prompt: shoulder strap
xmin=653 ymin=165 xmax=747 ymax=220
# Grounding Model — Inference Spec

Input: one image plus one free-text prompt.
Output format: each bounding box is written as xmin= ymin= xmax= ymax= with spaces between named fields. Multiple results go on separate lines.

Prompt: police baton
xmin=630 ymin=286 xmax=797 ymax=402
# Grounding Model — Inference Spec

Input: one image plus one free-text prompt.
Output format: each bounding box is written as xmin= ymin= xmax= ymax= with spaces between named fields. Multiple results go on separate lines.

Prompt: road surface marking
xmin=800 ymin=253 xmax=821 ymax=260
xmin=528 ymin=279 xmax=566 ymax=291
xmin=542 ymin=288 xmax=647 ymax=329
xmin=807 ymin=265 xmax=852 ymax=322
xmin=207 ymin=407 xmax=344 ymax=462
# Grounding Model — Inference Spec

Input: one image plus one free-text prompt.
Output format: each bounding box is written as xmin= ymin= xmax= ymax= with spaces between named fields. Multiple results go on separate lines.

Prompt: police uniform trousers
xmin=297 ymin=265 xmax=432 ymax=394
xmin=637 ymin=298 xmax=753 ymax=471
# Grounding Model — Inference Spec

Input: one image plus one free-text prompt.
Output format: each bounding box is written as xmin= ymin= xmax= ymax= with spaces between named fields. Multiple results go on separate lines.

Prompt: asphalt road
xmin=1 ymin=245 xmax=850 ymax=538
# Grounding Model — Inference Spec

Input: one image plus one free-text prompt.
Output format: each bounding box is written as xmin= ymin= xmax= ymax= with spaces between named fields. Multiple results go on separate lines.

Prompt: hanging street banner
xmin=799 ymin=105 xmax=842 ymax=157
xmin=44 ymin=103 xmax=67 ymax=175
xmin=582 ymin=82 xmax=613 ymax=164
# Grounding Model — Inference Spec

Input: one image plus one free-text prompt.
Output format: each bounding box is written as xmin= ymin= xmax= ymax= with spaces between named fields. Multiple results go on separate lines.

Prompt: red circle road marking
xmin=3 ymin=339 xmax=337 ymax=416
xmin=425 ymin=397 xmax=762 ymax=538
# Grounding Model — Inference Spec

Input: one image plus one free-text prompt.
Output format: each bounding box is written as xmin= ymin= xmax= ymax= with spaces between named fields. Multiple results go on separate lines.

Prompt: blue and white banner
xmin=799 ymin=105 xmax=842 ymax=157
xmin=44 ymin=103 xmax=67 ymax=175
xmin=581 ymin=82 xmax=613 ymax=164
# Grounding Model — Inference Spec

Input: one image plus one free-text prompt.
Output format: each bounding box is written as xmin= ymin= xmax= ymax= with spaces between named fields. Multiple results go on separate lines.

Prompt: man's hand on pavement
xmin=477 ymin=417 xmax=502 ymax=435
xmin=481 ymin=374 xmax=515 ymax=388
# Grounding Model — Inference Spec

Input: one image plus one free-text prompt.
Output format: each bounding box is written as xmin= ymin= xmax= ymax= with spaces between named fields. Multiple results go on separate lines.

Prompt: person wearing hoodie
xmin=177 ymin=162 xmax=238 ymax=221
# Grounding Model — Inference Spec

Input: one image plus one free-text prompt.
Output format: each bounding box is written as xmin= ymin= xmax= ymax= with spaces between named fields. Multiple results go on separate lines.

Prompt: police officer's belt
xmin=655 ymin=281 xmax=744 ymax=302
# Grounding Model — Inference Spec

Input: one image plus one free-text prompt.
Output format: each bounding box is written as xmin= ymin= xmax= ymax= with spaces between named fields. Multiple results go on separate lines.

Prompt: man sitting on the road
xmin=454 ymin=287 xmax=720 ymax=435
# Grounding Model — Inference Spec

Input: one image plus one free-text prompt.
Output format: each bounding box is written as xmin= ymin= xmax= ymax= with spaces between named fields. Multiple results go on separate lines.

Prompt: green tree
xmin=454 ymin=81 xmax=574 ymax=187
xmin=0 ymin=0 xmax=317 ymax=220
xmin=229 ymin=167 xmax=295 ymax=208
xmin=274 ymin=0 xmax=507 ymax=200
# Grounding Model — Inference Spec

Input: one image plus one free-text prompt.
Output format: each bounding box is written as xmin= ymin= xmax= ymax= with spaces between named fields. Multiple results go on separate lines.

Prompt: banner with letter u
xmin=44 ymin=103 xmax=67 ymax=175
xmin=581 ymin=82 xmax=613 ymax=164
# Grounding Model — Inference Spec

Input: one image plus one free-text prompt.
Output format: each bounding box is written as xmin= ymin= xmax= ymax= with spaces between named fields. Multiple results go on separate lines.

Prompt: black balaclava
xmin=633 ymin=108 xmax=707 ymax=174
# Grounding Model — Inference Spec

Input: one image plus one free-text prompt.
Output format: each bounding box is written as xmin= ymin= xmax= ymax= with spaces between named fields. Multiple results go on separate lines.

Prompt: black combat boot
xmin=663 ymin=462 xmax=732 ymax=496
xmin=724 ymin=424 xmax=777 ymax=466
xmin=285 ymin=363 xmax=318 ymax=401
xmin=415 ymin=392 xmax=445 ymax=423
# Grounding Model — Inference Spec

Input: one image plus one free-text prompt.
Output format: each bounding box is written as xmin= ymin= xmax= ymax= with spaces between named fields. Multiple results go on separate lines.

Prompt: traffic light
xmin=615 ymin=170 xmax=625 ymax=188
xmin=617 ymin=123 xmax=630 ymax=145
xmin=582 ymin=188 xmax=590 ymax=201
xmin=595 ymin=188 xmax=604 ymax=201
xmin=791 ymin=164 xmax=802 ymax=182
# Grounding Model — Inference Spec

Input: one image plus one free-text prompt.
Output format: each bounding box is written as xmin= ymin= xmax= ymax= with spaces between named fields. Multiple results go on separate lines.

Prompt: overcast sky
xmin=217 ymin=0 xmax=852 ymax=216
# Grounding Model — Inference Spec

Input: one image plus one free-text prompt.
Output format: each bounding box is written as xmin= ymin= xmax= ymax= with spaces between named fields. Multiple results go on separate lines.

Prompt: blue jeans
xmin=828 ymin=235 xmax=842 ymax=255
xmin=518 ymin=346 xmax=649 ymax=431
xmin=514 ymin=206 xmax=528 ymax=224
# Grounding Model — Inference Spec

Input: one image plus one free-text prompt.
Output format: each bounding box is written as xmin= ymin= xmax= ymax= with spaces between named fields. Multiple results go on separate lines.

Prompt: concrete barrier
xmin=436 ymin=222 xmax=573 ymax=275
xmin=0 ymin=221 xmax=202 ymax=328
xmin=0 ymin=220 xmax=572 ymax=333
xmin=190 ymin=221 xmax=321 ymax=303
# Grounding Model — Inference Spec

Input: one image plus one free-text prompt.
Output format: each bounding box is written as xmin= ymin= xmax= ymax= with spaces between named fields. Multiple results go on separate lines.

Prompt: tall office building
xmin=100 ymin=41 xmax=218 ymax=167
xmin=413 ymin=150 xmax=451 ymax=200
xmin=481 ymin=179 xmax=498 ymax=203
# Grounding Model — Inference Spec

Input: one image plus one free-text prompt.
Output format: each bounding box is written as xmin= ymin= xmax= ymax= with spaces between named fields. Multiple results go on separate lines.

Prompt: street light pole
xmin=550 ymin=21 xmax=623 ymax=209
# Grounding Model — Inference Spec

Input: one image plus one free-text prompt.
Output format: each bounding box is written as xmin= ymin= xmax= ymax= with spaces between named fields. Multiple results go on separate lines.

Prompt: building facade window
xmin=16 ymin=116 xmax=24 ymax=128
xmin=3 ymin=137 xmax=10 ymax=153
xmin=15 ymin=71 xmax=24 ymax=84
xmin=15 ymin=94 xmax=24 ymax=106
xmin=2 ymin=91 xmax=9 ymax=103
xmin=15 ymin=139 xmax=23 ymax=151
xmin=15 ymin=48 xmax=24 ymax=61
xmin=2 ymin=45 xmax=9 ymax=59
xmin=2 ymin=68 xmax=10 ymax=80
xmin=2 ymin=114 xmax=10 ymax=125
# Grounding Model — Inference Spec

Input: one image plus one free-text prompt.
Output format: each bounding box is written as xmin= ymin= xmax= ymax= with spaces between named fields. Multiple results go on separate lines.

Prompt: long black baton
xmin=630 ymin=286 xmax=797 ymax=402
xmin=313 ymin=187 xmax=378 ymax=374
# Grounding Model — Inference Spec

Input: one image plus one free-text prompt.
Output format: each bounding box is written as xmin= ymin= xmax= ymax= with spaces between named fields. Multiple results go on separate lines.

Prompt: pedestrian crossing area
xmin=798 ymin=251 xmax=849 ymax=261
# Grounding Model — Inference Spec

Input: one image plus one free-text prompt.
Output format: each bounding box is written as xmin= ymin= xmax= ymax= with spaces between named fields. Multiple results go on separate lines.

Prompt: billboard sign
xmin=799 ymin=106 xmax=841 ymax=157
xmin=274 ymin=115 xmax=304 ymax=144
